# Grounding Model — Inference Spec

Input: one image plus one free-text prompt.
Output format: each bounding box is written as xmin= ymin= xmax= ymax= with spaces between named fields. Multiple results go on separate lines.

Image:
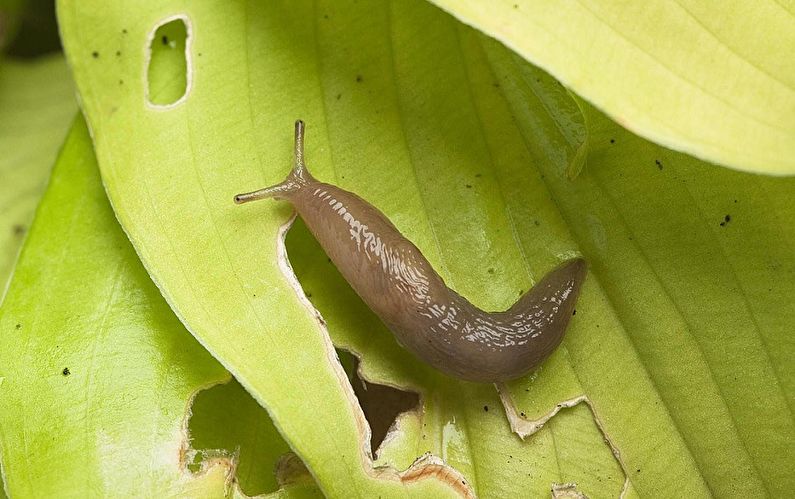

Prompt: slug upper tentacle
xmin=235 ymin=120 xmax=587 ymax=383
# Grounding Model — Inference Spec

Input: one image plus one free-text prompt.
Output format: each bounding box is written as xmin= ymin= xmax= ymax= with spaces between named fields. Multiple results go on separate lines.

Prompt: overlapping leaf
xmin=0 ymin=55 xmax=75 ymax=288
xmin=429 ymin=0 xmax=795 ymax=175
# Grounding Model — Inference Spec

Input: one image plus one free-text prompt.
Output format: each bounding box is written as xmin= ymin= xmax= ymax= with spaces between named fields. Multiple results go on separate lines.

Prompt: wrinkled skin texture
xmin=236 ymin=121 xmax=586 ymax=382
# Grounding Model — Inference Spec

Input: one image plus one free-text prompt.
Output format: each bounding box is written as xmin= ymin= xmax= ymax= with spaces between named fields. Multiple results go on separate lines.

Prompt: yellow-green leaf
xmin=428 ymin=0 xmax=795 ymax=175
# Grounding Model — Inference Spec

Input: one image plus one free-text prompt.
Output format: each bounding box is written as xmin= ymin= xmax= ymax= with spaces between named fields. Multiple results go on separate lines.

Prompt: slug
xmin=235 ymin=121 xmax=587 ymax=382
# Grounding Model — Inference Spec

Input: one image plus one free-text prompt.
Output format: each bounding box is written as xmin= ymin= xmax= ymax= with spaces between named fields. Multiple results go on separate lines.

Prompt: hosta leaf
xmin=0 ymin=117 xmax=233 ymax=496
xmin=428 ymin=0 xmax=795 ymax=176
xmin=57 ymin=0 xmax=794 ymax=497
xmin=0 ymin=54 xmax=75 ymax=288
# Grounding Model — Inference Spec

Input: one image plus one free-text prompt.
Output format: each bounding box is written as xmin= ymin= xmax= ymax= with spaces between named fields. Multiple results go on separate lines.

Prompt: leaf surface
xmin=428 ymin=0 xmax=795 ymax=175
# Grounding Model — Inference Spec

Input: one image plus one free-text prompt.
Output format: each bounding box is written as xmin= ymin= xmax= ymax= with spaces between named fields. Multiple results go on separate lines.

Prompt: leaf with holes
xmin=56 ymin=0 xmax=793 ymax=497
xmin=0 ymin=116 xmax=316 ymax=497
xmin=428 ymin=0 xmax=795 ymax=176
xmin=0 ymin=118 xmax=233 ymax=496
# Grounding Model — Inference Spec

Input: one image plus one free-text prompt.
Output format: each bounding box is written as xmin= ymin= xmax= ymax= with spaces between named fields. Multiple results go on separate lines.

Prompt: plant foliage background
xmin=0 ymin=0 xmax=793 ymax=498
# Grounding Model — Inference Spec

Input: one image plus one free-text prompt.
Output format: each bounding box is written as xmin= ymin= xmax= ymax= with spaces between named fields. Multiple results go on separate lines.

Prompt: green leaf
xmin=0 ymin=117 xmax=233 ymax=496
xmin=0 ymin=54 xmax=75 ymax=288
xmin=57 ymin=0 xmax=794 ymax=497
xmin=427 ymin=0 xmax=795 ymax=176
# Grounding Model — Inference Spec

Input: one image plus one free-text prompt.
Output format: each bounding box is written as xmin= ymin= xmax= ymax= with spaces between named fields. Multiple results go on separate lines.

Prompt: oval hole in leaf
xmin=146 ymin=16 xmax=189 ymax=106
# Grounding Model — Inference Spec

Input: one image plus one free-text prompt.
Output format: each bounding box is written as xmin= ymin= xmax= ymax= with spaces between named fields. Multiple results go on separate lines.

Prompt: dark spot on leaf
xmin=198 ymin=52 xmax=202 ymax=57
xmin=116 ymin=50 xmax=121 ymax=56
xmin=306 ymin=292 xmax=312 ymax=298
xmin=637 ymin=468 xmax=641 ymax=473
xmin=734 ymin=199 xmax=738 ymax=203
xmin=12 ymin=224 xmax=25 ymax=235
xmin=119 ymin=79 xmax=124 ymax=85
xmin=655 ymin=159 xmax=663 ymax=170
xmin=719 ymin=214 xmax=731 ymax=227
xmin=492 ymin=82 xmax=500 ymax=88
xmin=483 ymin=405 xmax=489 ymax=412
xmin=465 ymin=184 xmax=472 ymax=188
xmin=534 ymin=220 xmax=540 ymax=226
xmin=518 ymin=289 xmax=523 ymax=296
xmin=356 ymin=74 xmax=363 ymax=83
xmin=572 ymin=309 xmax=576 ymax=316
xmin=520 ymin=411 xmax=526 ymax=417
xmin=610 ymin=138 xmax=615 ymax=144
xmin=15 ymin=323 xmax=21 ymax=330
xmin=162 ymin=35 xmax=169 ymax=45
xmin=475 ymin=173 xmax=482 ymax=178
xmin=488 ymin=268 xmax=495 ymax=274
xmin=514 ymin=3 xmax=519 ymax=8
xmin=91 ymin=51 xmax=99 ymax=58
xmin=324 ymin=14 xmax=329 ymax=19
xmin=62 ymin=367 xmax=70 ymax=376
xmin=336 ymin=93 xmax=342 ymax=100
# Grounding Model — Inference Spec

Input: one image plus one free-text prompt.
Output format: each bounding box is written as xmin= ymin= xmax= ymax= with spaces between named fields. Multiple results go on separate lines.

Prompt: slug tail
xmin=509 ymin=258 xmax=587 ymax=316
xmin=234 ymin=120 xmax=315 ymax=204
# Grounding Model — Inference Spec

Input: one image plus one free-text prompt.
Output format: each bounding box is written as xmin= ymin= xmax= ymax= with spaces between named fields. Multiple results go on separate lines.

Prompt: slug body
xmin=236 ymin=121 xmax=587 ymax=382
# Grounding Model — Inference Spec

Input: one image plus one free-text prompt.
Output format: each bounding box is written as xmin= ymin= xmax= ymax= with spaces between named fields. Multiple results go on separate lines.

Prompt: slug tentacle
xmin=234 ymin=121 xmax=314 ymax=204
xmin=235 ymin=120 xmax=587 ymax=383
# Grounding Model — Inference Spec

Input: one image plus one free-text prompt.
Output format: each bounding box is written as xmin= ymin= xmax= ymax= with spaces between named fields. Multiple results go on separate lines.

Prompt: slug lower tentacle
xmin=235 ymin=120 xmax=587 ymax=383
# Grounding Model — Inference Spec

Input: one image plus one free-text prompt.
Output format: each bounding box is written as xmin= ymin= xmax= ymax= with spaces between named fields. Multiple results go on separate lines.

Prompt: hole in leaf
xmin=338 ymin=350 xmax=419 ymax=458
xmin=187 ymin=378 xmax=292 ymax=496
xmin=146 ymin=16 xmax=189 ymax=106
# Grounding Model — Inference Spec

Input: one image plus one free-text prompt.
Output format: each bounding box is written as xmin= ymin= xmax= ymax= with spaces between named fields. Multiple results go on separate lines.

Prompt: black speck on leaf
xmin=306 ymin=292 xmax=313 ymax=298
xmin=115 ymin=50 xmax=121 ymax=56
xmin=720 ymin=214 xmax=731 ymax=227
xmin=572 ymin=309 xmax=576 ymax=316
xmin=12 ymin=224 xmax=25 ymax=235
xmin=91 ymin=51 xmax=99 ymax=58
xmin=62 ymin=367 xmax=70 ymax=376
xmin=520 ymin=411 xmax=526 ymax=417
xmin=356 ymin=74 xmax=363 ymax=82
xmin=336 ymin=93 xmax=342 ymax=100
xmin=15 ymin=323 xmax=21 ymax=330
xmin=610 ymin=138 xmax=615 ymax=144
xmin=534 ymin=220 xmax=540 ymax=226
xmin=122 ymin=28 xmax=128 ymax=34
xmin=487 ymin=268 xmax=495 ymax=274
xmin=119 ymin=79 xmax=124 ymax=85
xmin=655 ymin=159 xmax=663 ymax=170
xmin=162 ymin=35 xmax=169 ymax=45
xmin=465 ymin=184 xmax=472 ymax=188
xmin=483 ymin=405 xmax=489 ymax=412
xmin=475 ymin=173 xmax=482 ymax=178
xmin=518 ymin=289 xmax=523 ymax=296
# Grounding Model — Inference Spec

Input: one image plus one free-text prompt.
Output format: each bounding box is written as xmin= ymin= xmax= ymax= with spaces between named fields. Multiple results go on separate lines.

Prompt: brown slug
xmin=235 ymin=121 xmax=587 ymax=382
